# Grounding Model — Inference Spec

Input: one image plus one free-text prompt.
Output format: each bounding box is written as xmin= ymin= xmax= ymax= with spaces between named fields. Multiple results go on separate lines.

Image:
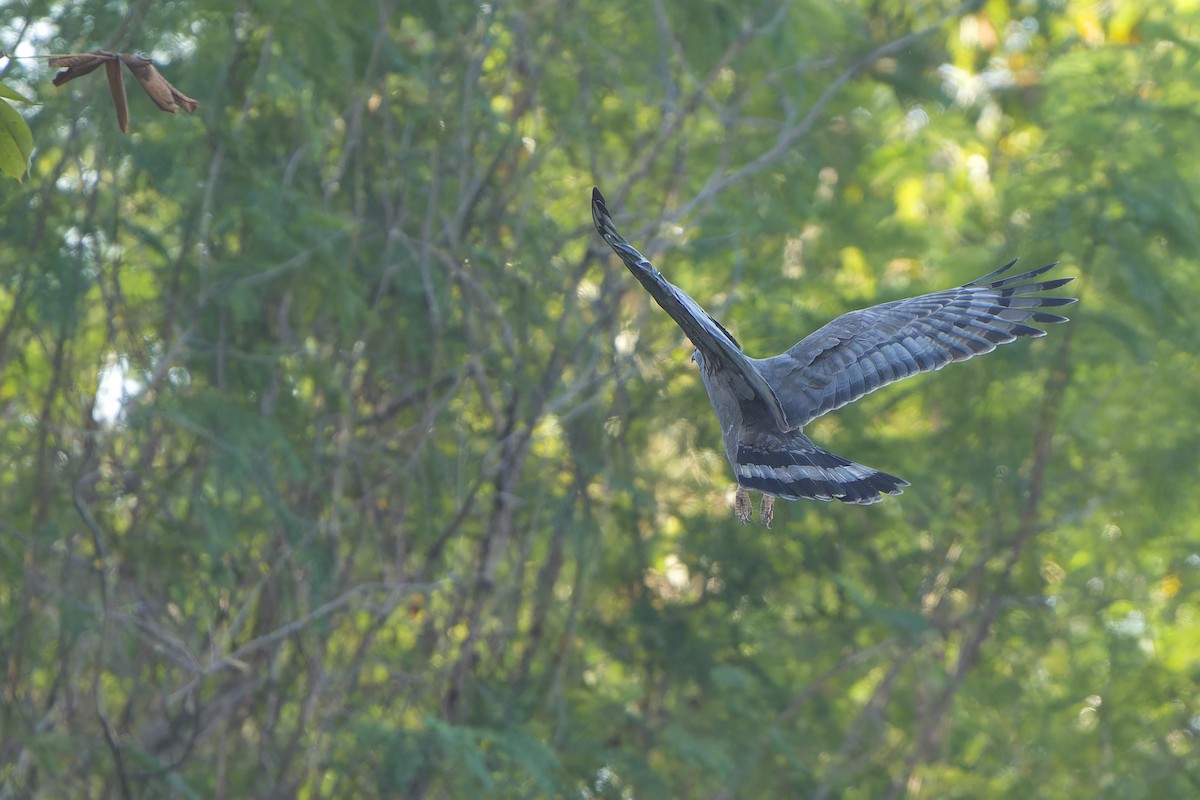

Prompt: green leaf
xmin=0 ymin=81 xmax=34 ymax=103
xmin=0 ymin=99 xmax=33 ymax=181
xmin=486 ymin=729 xmax=560 ymax=794
xmin=834 ymin=575 xmax=935 ymax=638
xmin=425 ymin=717 xmax=493 ymax=791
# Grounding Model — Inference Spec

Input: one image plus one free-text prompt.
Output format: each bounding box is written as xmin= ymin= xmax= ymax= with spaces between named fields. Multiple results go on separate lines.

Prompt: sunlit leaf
xmin=0 ymin=81 xmax=33 ymax=103
xmin=0 ymin=99 xmax=32 ymax=180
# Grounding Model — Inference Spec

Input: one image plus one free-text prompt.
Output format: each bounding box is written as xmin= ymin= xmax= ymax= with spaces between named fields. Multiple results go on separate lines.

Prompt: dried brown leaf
xmin=49 ymin=50 xmax=117 ymax=87
xmin=104 ymin=59 xmax=129 ymax=134
xmin=119 ymin=54 xmax=199 ymax=114
xmin=49 ymin=50 xmax=199 ymax=132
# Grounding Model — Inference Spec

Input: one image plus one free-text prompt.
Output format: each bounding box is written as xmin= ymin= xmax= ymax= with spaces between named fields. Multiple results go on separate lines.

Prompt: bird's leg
xmin=734 ymin=487 xmax=752 ymax=524
xmin=759 ymin=494 xmax=775 ymax=528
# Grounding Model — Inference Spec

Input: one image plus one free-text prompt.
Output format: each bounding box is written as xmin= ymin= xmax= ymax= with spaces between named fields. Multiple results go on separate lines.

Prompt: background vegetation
xmin=2 ymin=0 xmax=1198 ymax=796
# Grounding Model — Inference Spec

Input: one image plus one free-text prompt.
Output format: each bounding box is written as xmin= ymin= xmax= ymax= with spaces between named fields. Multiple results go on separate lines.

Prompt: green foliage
xmin=1 ymin=0 xmax=1198 ymax=797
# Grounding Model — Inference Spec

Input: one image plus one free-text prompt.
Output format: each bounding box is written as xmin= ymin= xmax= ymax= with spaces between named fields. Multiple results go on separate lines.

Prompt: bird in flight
xmin=591 ymin=188 xmax=1076 ymax=526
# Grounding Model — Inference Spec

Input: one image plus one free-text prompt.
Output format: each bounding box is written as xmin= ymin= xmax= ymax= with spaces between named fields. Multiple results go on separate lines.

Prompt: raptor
xmin=591 ymin=187 xmax=1076 ymax=525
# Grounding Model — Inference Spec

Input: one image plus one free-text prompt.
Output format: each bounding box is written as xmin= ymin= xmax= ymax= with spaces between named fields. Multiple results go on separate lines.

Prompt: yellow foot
xmin=760 ymin=494 xmax=775 ymax=528
xmin=734 ymin=488 xmax=752 ymax=524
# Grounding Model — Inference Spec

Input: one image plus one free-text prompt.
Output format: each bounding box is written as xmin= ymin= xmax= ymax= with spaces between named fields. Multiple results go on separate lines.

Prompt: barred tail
xmin=735 ymin=435 xmax=907 ymax=505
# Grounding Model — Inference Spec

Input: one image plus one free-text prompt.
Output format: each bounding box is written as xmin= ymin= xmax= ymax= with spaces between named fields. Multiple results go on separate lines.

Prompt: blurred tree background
xmin=2 ymin=0 xmax=1198 ymax=796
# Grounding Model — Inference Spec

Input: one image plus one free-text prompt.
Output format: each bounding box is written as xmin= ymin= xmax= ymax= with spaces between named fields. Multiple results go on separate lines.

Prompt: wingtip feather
xmin=591 ymin=187 xmax=617 ymax=240
xmin=966 ymin=257 xmax=1020 ymax=286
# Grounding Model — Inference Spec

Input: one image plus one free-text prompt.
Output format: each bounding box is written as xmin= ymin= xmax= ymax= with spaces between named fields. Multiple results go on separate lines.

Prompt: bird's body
xmin=591 ymin=187 xmax=1076 ymax=524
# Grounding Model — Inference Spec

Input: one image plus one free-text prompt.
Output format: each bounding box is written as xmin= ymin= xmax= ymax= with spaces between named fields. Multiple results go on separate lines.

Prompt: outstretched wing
xmin=592 ymin=188 xmax=788 ymax=425
xmin=755 ymin=260 xmax=1077 ymax=429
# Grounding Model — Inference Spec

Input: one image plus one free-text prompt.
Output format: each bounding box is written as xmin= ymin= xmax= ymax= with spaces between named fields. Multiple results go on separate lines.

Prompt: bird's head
xmin=691 ymin=349 xmax=704 ymax=368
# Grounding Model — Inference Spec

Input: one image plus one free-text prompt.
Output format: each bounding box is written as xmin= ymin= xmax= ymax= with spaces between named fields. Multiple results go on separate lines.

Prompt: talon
xmin=760 ymin=494 xmax=775 ymax=528
xmin=734 ymin=488 xmax=752 ymax=524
